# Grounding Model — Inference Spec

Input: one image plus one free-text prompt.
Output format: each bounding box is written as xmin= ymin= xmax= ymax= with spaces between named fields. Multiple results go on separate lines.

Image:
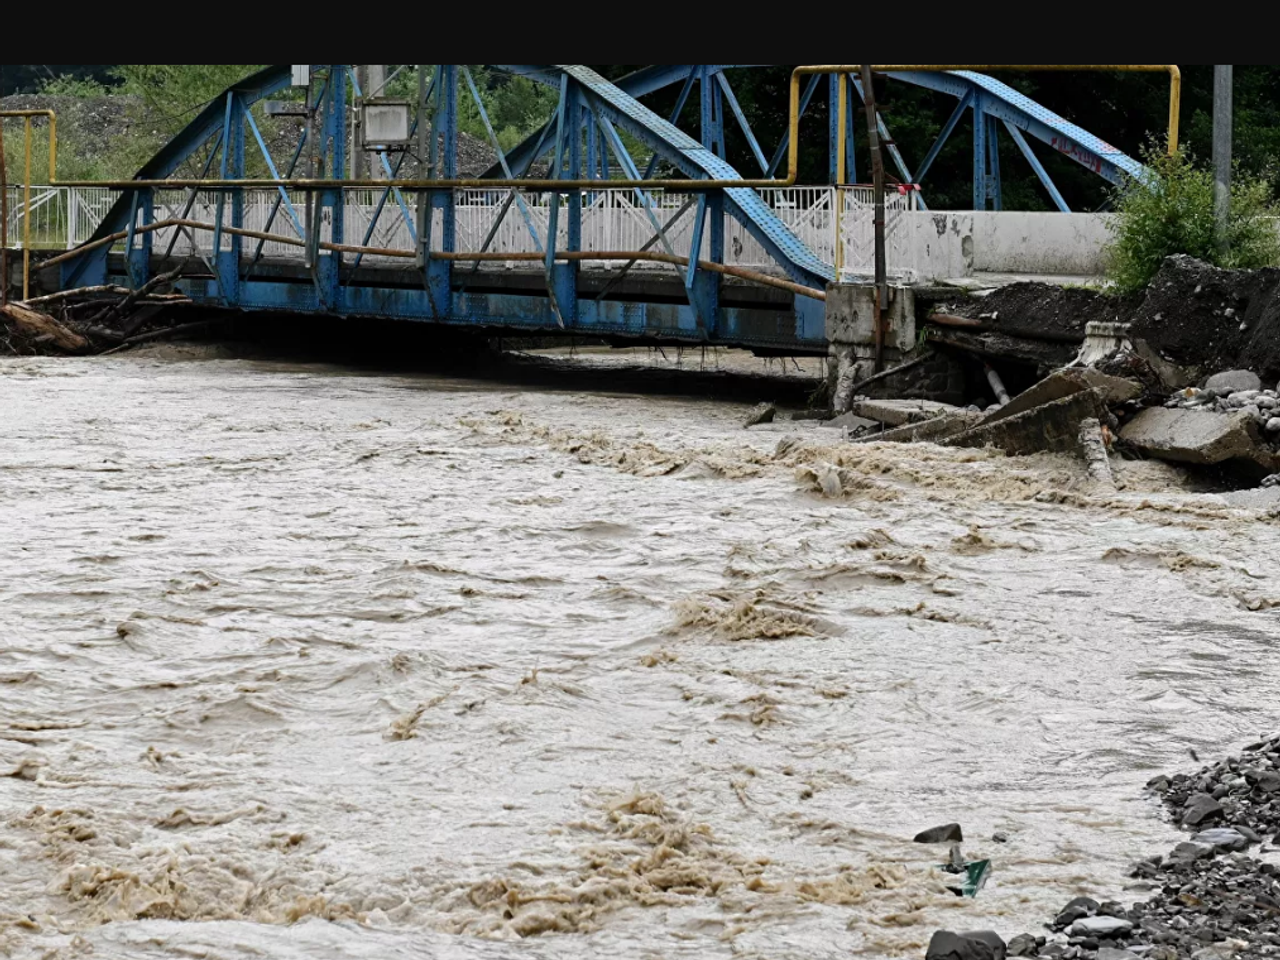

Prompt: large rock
xmin=983 ymin=368 xmax=1141 ymax=428
xmin=943 ymin=389 xmax=1110 ymax=457
xmin=1069 ymin=916 xmax=1134 ymax=939
xmin=914 ymin=823 xmax=964 ymax=844
xmin=1120 ymin=408 xmax=1278 ymax=470
xmin=1205 ymin=370 xmax=1262 ymax=395
xmin=1007 ymin=935 xmax=1039 ymax=957
xmin=1192 ymin=827 xmax=1250 ymax=851
xmin=852 ymin=398 xmax=963 ymax=428
xmin=1181 ymin=793 xmax=1225 ymax=827
xmin=743 ymin=403 xmax=777 ymax=428
xmin=926 ymin=931 xmax=1007 ymax=960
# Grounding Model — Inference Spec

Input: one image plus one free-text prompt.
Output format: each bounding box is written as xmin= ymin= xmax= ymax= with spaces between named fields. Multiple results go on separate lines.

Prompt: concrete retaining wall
xmin=867 ymin=211 xmax=1117 ymax=282
xmin=971 ymin=212 xmax=1114 ymax=276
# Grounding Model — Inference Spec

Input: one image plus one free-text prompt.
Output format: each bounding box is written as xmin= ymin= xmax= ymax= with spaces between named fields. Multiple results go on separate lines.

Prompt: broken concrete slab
xmin=943 ymin=390 xmax=1111 ymax=457
xmin=822 ymin=412 xmax=878 ymax=432
xmin=852 ymin=412 xmax=983 ymax=445
xmin=982 ymin=369 xmax=1141 ymax=428
xmin=1120 ymin=408 xmax=1280 ymax=470
xmin=853 ymin=398 xmax=966 ymax=428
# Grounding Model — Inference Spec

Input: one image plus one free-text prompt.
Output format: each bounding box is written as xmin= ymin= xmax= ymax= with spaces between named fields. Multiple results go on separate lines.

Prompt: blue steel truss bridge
xmin=35 ymin=65 xmax=1157 ymax=356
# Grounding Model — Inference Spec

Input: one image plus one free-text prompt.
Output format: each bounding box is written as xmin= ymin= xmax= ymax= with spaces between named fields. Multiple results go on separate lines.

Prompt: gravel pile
xmin=1164 ymin=372 xmax=1280 ymax=442
xmin=928 ymin=737 xmax=1280 ymax=959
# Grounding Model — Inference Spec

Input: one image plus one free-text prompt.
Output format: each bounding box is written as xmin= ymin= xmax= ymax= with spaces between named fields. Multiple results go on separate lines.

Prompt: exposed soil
xmin=944 ymin=256 xmax=1280 ymax=385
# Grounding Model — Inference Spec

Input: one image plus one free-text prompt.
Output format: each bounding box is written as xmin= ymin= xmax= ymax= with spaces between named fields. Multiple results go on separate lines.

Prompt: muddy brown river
xmin=2 ymin=352 xmax=1278 ymax=959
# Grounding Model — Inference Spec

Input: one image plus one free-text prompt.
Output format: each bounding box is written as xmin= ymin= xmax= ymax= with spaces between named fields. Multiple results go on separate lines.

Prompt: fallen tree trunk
xmin=1 ymin=302 xmax=90 ymax=353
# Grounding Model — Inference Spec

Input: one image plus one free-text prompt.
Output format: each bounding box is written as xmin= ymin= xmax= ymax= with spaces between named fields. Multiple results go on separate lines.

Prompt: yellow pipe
xmin=23 ymin=118 xmax=32 ymax=300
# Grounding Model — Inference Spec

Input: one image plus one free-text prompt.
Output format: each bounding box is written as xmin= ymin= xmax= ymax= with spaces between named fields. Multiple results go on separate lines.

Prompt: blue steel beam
xmin=155 ymin=275 xmax=827 ymax=351
xmin=715 ymin=72 xmax=767 ymax=173
xmin=1003 ymin=120 xmax=1070 ymax=212
xmin=561 ymin=65 xmax=832 ymax=289
xmin=882 ymin=70 xmax=1142 ymax=184
xmin=65 ymin=64 xmax=303 ymax=288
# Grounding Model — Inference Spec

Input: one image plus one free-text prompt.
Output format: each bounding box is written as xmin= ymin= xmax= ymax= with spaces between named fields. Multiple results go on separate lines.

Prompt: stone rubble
xmin=924 ymin=735 xmax=1280 ymax=959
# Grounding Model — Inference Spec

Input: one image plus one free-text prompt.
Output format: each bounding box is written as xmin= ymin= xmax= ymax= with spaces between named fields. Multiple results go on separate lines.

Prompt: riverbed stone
xmin=1070 ymin=916 xmax=1135 ymax=939
xmin=1206 ymin=370 xmax=1262 ymax=395
xmin=1170 ymin=840 xmax=1217 ymax=863
xmin=743 ymin=403 xmax=776 ymax=428
xmin=915 ymin=823 xmax=964 ymax=844
xmin=926 ymin=930 xmax=1006 ymax=960
xmin=1193 ymin=827 xmax=1251 ymax=852
xmin=1007 ymin=934 xmax=1039 ymax=957
xmin=1183 ymin=793 xmax=1226 ymax=827
xmin=1055 ymin=897 xmax=1101 ymax=927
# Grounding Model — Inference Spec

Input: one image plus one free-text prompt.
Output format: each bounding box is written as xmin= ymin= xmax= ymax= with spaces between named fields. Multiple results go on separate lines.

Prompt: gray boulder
xmin=1069 ymin=916 xmax=1135 ymax=939
xmin=1182 ymin=793 xmax=1225 ymax=827
xmin=915 ymin=823 xmax=964 ymax=844
xmin=1205 ymin=370 xmax=1262 ymax=395
xmin=926 ymin=931 xmax=1007 ymax=960
xmin=743 ymin=403 xmax=777 ymax=428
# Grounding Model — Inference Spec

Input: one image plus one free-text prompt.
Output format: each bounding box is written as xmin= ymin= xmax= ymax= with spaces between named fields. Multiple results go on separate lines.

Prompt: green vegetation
xmin=1106 ymin=145 xmax=1280 ymax=294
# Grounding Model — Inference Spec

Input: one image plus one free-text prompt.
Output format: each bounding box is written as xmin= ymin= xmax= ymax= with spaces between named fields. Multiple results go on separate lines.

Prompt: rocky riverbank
xmin=929 ymin=738 xmax=1280 ymax=960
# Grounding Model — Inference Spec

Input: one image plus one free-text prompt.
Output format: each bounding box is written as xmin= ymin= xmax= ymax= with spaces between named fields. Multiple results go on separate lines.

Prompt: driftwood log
xmin=1 ymin=272 xmax=195 ymax=357
xmin=1 ymin=302 xmax=90 ymax=353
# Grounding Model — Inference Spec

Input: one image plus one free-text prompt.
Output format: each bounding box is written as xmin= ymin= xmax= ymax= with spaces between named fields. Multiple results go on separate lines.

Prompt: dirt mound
xmin=945 ymin=256 xmax=1280 ymax=384
xmin=0 ymin=93 xmax=135 ymax=160
xmin=1131 ymin=255 xmax=1280 ymax=377
xmin=951 ymin=283 xmax=1136 ymax=339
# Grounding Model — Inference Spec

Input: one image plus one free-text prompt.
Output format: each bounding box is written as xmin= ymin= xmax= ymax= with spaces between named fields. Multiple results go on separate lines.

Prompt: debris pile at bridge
xmin=831 ymin=257 xmax=1280 ymax=496
xmin=1 ymin=268 xmax=194 ymax=357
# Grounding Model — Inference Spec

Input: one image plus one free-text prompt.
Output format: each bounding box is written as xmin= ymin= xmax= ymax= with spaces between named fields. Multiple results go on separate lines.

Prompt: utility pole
xmin=1214 ymin=65 xmax=1233 ymax=259
xmin=351 ymin=65 xmax=368 ymax=182
xmin=367 ymin=65 xmax=387 ymax=180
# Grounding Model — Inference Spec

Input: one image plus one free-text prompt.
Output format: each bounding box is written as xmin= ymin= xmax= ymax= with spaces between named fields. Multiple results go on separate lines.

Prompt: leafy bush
xmin=1107 ymin=145 xmax=1280 ymax=294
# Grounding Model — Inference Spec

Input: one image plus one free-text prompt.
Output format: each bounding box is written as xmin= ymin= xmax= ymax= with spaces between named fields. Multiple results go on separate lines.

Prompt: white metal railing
xmin=838 ymin=186 xmax=920 ymax=281
xmin=4 ymin=186 xmax=116 ymax=250
xmin=6 ymin=184 xmax=926 ymax=281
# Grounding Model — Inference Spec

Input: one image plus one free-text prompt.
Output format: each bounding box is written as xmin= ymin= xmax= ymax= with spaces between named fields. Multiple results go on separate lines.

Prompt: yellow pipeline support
xmin=1 ymin=109 xmax=58 ymax=299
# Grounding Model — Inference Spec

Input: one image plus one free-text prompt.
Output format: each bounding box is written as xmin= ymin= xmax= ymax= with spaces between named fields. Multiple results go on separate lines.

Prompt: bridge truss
xmin=47 ymin=65 xmax=1147 ymax=354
